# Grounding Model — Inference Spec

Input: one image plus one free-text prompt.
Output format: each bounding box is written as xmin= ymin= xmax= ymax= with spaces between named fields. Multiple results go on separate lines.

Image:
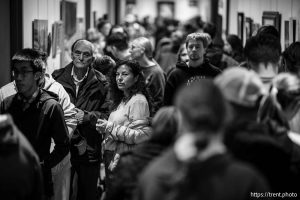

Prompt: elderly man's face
xmin=187 ymin=39 xmax=205 ymax=61
xmin=71 ymin=41 xmax=94 ymax=69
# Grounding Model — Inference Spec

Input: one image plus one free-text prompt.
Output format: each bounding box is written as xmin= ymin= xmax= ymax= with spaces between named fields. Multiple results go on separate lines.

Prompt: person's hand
xmin=75 ymin=108 xmax=84 ymax=124
xmin=96 ymin=119 xmax=108 ymax=133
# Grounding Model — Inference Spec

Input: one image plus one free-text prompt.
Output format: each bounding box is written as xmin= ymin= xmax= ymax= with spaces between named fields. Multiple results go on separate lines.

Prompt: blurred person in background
xmin=223 ymin=34 xmax=245 ymax=63
xmin=136 ymin=80 xmax=270 ymax=200
xmin=282 ymin=42 xmax=300 ymax=133
xmin=203 ymin=22 xmax=238 ymax=70
xmin=0 ymin=114 xmax=43 ymax=200
xmin=130 ymin=37 xmax=166 ymax=113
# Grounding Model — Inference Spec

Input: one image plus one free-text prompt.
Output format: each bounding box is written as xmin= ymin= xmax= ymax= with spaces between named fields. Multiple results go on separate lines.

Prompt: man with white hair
xmin=164 ymin=32 xmax=221 ymax=106
xmin=52 ymin=39 xmax=109 ymax=200
xmin=130 ymin=37 xmax=166 ymax=113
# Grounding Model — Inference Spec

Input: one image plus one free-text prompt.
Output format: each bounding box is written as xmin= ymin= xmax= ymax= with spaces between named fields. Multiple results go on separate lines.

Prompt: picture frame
xmin=245 ymin=17 xmax=253 ymax=40
xmin=51 ymin=21 xmax=63 ymax=58
xmin=157 ymin=1 xmax=175 ymax=19
xmin=262 ymin=11 xmax=281 ymax=38
xmin=237 ymin=12 xmax=244 ymax=44
xmin=284 ymin=20 xmax=290 ymax=49
xmin=32 ymin=19 xmax=48 ymax=53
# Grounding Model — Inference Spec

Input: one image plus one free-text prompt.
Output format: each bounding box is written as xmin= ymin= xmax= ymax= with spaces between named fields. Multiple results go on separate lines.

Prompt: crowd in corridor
xmin=1 ymin=15 xmax=300 ymax=200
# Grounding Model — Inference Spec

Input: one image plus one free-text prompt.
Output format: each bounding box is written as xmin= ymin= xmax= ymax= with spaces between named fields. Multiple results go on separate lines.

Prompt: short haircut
xmin=175 ymin=80 xmax=227 ymax=132
xmin=132 ymin=37 xmax=153 ymax=59
xmin=93 ymin=55 xmax=116 ymax=75
xmin=150 ymin=106 xmax=179 ymax=146
xmin=106 ymin=32 xmax=129 ymax=51
xmin=244 ymin=34 xmax=281 ymax=66
xmin=71 ymin=39 xmax=94 ymax=54
xmin=185 ymin=32 xmax=211 ymax=49
xmin=11 ymin=48 xmax=45 ymax=72
xmin=203 ymin=22 xmax=217 ymax=39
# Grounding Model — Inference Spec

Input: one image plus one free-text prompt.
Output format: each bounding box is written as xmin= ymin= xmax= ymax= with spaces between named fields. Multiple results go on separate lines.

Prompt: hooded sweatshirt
xmin=164 ymin=60 xmax=221 ymax=105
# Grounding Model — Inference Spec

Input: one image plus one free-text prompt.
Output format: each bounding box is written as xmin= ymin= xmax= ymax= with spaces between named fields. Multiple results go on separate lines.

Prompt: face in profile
xmin=71 ymin=41 xmax=94 ymax=69
xmin=223 ymin=39 xmax=232 ymax=54
xmin=187 ymin=39 xmax=205 ymax=62
xmin=115 ymin=64 xmax=138 ymax=93
xmin=179 ymin=46 xmax=189 ymax=63
xmin=129 ymin=41 xmax=144 ymax=60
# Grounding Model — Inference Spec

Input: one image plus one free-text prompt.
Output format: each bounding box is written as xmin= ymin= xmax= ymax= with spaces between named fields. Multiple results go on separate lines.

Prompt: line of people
xmin=1 ymin=23 xmax=300 ymax=200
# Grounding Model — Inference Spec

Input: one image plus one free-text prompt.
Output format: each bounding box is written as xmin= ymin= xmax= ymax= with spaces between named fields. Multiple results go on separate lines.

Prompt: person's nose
xmin=79 ymin=53 xmax=84 ymax=60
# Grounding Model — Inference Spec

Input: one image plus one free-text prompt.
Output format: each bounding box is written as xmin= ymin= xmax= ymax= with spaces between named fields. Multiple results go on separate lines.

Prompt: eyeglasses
xmin=12 ymin=70 xmax=35 ymax=77
xmin=72 ymin=50 xmax=92 ymax=59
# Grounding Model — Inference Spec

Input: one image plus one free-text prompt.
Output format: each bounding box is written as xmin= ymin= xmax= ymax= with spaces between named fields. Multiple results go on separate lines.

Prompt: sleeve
xmin=146 ymin=70 xmax=166 ymax=112
xmin=164 ymin=71 xmax=178 ymax=106
xmin=46 ymin=103 xmax=70 ymax=168
xmin=104 ymin=99 xmax=152 ymax=144
xmin=56 ymin=83 xmax=77 ymax=135
xmin=82 ymin=85 xmax=110 ymax=127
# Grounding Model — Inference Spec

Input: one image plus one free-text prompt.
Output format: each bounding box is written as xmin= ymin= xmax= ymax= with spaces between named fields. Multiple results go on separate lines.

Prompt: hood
xmin=43 ymin=73 xmax=56 ymax=91
xmin=38 ymin=89 xmax=59 ymax=104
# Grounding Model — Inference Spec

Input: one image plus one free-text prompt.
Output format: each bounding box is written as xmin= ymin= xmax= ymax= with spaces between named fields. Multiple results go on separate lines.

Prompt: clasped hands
xmin=96 ymin=118 xmax=108 ymax=133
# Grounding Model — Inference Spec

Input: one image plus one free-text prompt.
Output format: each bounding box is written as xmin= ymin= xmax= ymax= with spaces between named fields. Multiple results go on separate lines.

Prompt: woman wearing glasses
xmin=96 ymin=60 xmax=152 ymax=192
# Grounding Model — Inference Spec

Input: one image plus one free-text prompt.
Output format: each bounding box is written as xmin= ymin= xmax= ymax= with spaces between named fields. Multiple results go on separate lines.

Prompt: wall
xmin=228 ymin=0 xmax=300 ymax=48
xmin=0 ymin=0 xmax=11 ymax=87
xmin=23 ymin=0 xmax=85 ymax=73
xmin=129 ymin=0 xmax=200 ymax=23
xmin=91 ymin=0 xmax=108 ymax=28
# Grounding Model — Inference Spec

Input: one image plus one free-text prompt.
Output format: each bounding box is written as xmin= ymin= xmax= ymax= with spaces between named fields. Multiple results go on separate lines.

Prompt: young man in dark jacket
xmin=52 ymin=39 xmax=109 ymax=200
xmin=0 ymin=48 xmax=70 ymax=199
xmin=164 ymin=32 xmax=221 ymax=106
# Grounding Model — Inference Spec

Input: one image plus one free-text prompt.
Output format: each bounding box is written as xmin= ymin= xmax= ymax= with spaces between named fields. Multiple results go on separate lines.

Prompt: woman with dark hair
xmin=223 ymin=34 xmax=245 ymax=63
xmin=96 ymin=60 xmax=152 ymax=191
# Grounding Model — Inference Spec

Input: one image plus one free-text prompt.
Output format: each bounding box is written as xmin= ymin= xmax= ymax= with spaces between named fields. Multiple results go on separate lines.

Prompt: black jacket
xmin=164 ymin=60 xmax=221 ymax=105
xmin=0 ymin=114 xmax=43 ymax=200
xmin=52 ymin=63 xmax=109 ymax=163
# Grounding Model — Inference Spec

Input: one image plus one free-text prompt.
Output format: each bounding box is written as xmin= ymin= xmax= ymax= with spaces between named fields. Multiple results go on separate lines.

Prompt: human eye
xmin=83 ymin=52 xmax=92 ymax=57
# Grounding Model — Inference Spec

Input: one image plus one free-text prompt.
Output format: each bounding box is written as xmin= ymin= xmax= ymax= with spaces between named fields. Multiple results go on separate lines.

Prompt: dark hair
xmin=97 ymin=20 xmax=111 ymax=33
xmin=282 ymin=42 xmax=300 ymax=74
xmin=11 ymin=48 xmax=45 ymax=72
xmin=203 ymin=22 xmax=217 ymax=39
xmin=175 ymin=80 xmax=228 ymax=132
xmin=256 ymin=25 xmax=280 ymax=40
xmin=109 ymin=60 xmax=153 ymax=115
xmin=93 ymin=55 xmax=116 ymax=75
xmin=150 ymin=106 xmax=179 ymax=146
xmin=244 ymin=34 xmax=281 ymax=66
xmin=106 ymin=32 xmax=129 ymax=51
xmin=226 ymin=34 xmax=243 ymax=54
xmin=108 ymin=24 xmax=129 ymax=38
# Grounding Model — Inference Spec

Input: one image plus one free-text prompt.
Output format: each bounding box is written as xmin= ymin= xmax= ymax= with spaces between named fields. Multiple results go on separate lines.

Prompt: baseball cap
xmin=214 ymin=67 xmax=266 ymax=107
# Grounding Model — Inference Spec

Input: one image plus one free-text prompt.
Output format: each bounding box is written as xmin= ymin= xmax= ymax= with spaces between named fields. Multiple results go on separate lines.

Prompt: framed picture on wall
xmin=157 ymin=1 xmax=175 ymax=19
xmin=245 ymin=17 xmax=253 ymax=40
xmin=262 ymin=11 xmax=281 ymax=38
xmin=237 ymin=12 xmax=244 ymax=43
xmin=32 ymin=19 xmax=48 ymax=53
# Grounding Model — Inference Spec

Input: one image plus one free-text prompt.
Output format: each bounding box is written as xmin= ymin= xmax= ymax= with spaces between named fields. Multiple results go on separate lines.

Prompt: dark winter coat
xmin=52 ymin=63 xmax=109 ymax=163
xmin=164 ymin=60 xmax=221 ymax=106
